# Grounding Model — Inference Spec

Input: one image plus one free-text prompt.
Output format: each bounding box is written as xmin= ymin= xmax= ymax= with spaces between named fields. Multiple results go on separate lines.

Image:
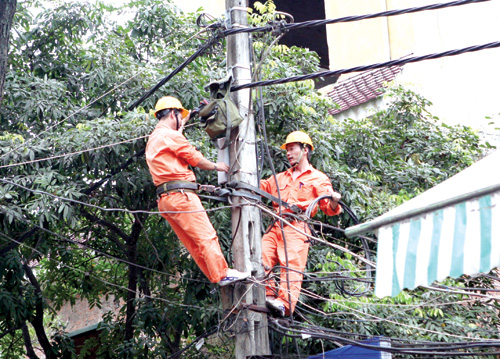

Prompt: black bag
xmin=199 ymin=75 xmax=243 ymax=149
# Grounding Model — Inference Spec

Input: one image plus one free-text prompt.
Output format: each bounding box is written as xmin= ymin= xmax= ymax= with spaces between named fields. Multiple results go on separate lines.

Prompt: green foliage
xmin=327 ymin=84 xmax=485 ymax=221
xmin=2 ymin=0 xmax=227 ymax=357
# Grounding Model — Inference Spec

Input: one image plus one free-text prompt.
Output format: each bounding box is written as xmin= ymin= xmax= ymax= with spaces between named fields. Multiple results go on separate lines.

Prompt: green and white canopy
xmin=345 ymin=150 xmax=500 ymax=298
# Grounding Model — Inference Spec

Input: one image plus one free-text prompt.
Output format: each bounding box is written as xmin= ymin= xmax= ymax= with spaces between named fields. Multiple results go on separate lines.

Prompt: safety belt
xmin=156 ymin=180 xmax=303 ymax=216
xmin=156 ymin=181 xmax=262 ymax=203
xmin=156 ymin=181 xmax=199 ymax=197
xmin=226 ymin=181 xmax=303 ymax=214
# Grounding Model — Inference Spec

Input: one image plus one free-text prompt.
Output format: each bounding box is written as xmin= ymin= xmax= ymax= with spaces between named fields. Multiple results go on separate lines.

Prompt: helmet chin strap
xmin=291 ymin=148 xmax=305 ymax=168
xmin=172 ymin=109 xmax=180 ymax=131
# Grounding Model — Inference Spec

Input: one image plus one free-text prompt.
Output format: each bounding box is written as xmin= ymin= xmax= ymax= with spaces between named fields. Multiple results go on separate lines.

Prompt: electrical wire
xmin=0 ymin=135 xmax=149 ymax=169
xmin=249 ymin=271 xmax=500 ymax=343
xmin=166 ymin=325 xmax=219 ymax=359
xmin=0 ymin=178 xmax=240 ymax=216
xmin=224 ymin=0 xmax=490 ymax=36
xmin=2 ymin=174 xmax=380 ymax=276
xmin=307 ymin=295 xmax=499 ymax=342
xmin=269 ymin=320 xmax=500 ymax=356
xmin=0 ymin=69 xmax=146 ymax=161
xmin=0 ymin=231 xmax=206 ymax=310
xmin=231 ymin=41 xmax=500 ymax=92
xmin=293 ymin=309 xmax=500 ymax=340
xmin=304 ymin=195 xmax=373 ymax=293
xmin=298 ymin=279 xmax=500 ymax=319
xmin=5 ymin=2 xmax=499 ymax=352
xmin=6 ymin=170 xmax=499 ymax=312
xmin=0 ymin=205 xmax=211 ymax=284
xmin=254 ymin=202 xmax=375 ymax=267
xmin=0 ymin=173 xmax=376 ymax=262
xmin=215 ymin=300 xmax=500 ymax=358
xmin=126 ymin=24 xmax=223 ymax=112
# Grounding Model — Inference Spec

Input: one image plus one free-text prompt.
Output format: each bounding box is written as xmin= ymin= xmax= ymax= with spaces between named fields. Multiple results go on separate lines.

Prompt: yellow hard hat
xmin=154 ymin=96 xmax=189 ymax=118
xmin=280 ymin=131 xmax=314 ymax=151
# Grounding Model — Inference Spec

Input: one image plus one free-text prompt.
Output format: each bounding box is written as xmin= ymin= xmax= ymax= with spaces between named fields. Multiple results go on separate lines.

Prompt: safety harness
xmin=155 ymin=180 xmax=303 ymax=216
xmin=226 ymin=181 xmax=303 ymax=214
xmin=156 ymin=181 xmax=218 ymax=197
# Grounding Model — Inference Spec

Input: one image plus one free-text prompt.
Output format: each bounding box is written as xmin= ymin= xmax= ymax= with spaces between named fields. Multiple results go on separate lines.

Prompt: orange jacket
xmin=146 ymin=121 xmax=204 ymax=186
xmin=260 ymin=165 xmax=342 ymax=217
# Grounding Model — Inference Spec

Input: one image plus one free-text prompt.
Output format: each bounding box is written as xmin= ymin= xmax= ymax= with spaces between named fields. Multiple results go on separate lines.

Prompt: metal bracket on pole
xmin=225 ymin=6 xmax=248 ymax=30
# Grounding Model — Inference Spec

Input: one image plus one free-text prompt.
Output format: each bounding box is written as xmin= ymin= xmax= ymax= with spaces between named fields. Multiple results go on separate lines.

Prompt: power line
xmin=1 ymin=176 xmax=373 ymax=266
xmin=0 ymin=135 xmax=148 ymax=169
xmin=285 ymin=297 xmax=500 ymax=352
xmin=0 ymin=178 xmax=239 ymax=216
xmin=0 ymin=70 xmax=146 ymax=161
xmin=270 ymin=319 xmax=500 ymax=356
xmin=0 ymin=205 xmax=211 ymax=284
xmin=224 ymin=0 xmax=490 ymax=36
xmin=296 ymin=286 xmax=500 ymax=339
xmin=232 ymin=41 xmax=500 ymax=91
xmin=255 ymin=202 xmax=375 ymax=267
xmin=0 ymin=231 xmax=206 ymax=310
xmin=314 ymin=294 xmax=499 ymax=341
xmin=0 ymin=120 xmax=204 ymax=171
xmin=126 ymin=27 xmax=223 ymax=111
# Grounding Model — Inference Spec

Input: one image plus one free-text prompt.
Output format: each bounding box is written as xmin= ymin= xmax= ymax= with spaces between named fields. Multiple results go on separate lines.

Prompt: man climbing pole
xmin=146 ymin=96 xmax=250 ymax=286
xmin=260 ymin=131 xmax=342 ymax=316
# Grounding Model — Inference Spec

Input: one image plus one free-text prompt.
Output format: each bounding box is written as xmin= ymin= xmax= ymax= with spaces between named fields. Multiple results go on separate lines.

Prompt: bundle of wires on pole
xmin=269 ymin=319 xmax=500 ymax=357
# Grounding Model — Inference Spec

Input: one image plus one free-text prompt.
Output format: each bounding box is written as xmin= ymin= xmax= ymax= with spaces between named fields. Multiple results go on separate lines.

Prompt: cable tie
xmin=228 ymin=6 xmax=248 ymax=12
xmin=230 ymin=23 xmax=249 ymax=29
xmin=271 ymin=20 xmax=289 ymax=36
xmin=231 ymin=169 xmax=255 ymax=176
xmin=231 ymin=78 xmax=253 ymax=85
xmin=195 ymin=338 xmax=205 ymax=350
xmin=228 ymin=64 xmax=251 ymax=71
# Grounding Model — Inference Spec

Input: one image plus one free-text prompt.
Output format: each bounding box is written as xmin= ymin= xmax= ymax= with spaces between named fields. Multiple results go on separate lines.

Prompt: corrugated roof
xmin=327 ymin=66 xmax=402 ymax=115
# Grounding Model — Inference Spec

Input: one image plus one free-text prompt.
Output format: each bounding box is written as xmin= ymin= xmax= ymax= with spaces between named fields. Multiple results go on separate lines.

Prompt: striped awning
xmin=345 ymin=150 xmax=500 ymax=298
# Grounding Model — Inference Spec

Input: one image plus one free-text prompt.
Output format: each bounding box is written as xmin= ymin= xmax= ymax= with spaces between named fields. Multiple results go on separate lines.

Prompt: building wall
xmin=325 ymin=1 xmax=390 ymax=71
xmin=333 ymin=97 xmax=385 ymax=123
xmin=326 ymin=0 xmax=500 ymax=140
xmin=57 ymin=295 xmax=122 ymax=333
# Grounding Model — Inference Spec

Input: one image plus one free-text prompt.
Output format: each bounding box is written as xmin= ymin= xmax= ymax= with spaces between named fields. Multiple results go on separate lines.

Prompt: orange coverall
xmin=260 ymin=165 xmax=342 ymax=314
xmin=146 ymin=121 xmax=228 ymax=283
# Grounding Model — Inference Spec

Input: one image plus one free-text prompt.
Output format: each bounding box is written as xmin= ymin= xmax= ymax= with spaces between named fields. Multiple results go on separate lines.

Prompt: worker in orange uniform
xmin=146 ymin=96 xmax=250 ymax=286
xmin=260 ymin=131 xmax=342 ymax=316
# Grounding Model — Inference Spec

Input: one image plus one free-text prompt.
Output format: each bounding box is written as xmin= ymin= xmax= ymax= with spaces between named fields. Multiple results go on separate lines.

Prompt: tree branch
xmin=78 ymin=207 xmax=132 ymax=248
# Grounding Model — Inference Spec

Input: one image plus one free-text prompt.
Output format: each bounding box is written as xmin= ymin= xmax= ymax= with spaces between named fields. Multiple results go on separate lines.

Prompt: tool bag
xmin=198 ymin=75 xmax=243 ymax=149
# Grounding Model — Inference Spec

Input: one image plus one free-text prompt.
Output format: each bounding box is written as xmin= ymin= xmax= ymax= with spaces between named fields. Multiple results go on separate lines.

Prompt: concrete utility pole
xmin=223 ymin=0 xmax=270 ymax=358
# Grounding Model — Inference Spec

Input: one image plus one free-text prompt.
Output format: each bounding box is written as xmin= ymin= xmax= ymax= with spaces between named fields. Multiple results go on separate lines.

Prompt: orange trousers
xmin=262 ymin=221 xmax=310 ymax=315
xmin=158 ymin=191 xmax=228 ymax=283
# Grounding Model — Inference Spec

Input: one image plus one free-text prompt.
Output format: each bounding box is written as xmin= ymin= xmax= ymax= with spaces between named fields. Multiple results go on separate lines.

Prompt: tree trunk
xmin=125 ymin=236 xmax=138 ymax=346
xmin=22 ymin=322 xmax=40 ymax=359
xmin=0 ymin=0 xmax=17 ymax=103
xmin=124 ymin=215 xmax=145 ymax=353
xmin=23 ymin=264 xmax=55 ymax=359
